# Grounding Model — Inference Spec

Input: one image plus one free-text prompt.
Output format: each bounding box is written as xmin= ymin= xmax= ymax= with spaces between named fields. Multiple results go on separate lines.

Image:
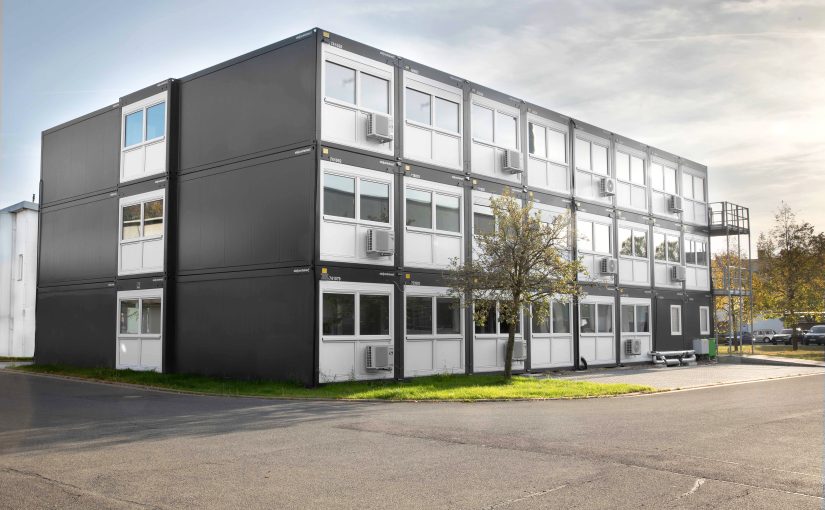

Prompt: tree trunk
xmin=504 ymin=322 xmax=516 ymax=380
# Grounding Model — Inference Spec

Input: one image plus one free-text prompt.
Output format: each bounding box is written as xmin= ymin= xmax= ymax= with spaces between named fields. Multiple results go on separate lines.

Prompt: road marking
xmin=486 ymin=484 xmax=569 ymax=509
xmin=681 ymin=478 xmax=705 ymax=497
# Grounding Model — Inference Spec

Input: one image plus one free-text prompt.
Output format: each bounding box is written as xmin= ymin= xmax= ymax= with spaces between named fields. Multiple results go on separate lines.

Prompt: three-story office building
xmin=36 ymin=29 xmax=714 ymax=385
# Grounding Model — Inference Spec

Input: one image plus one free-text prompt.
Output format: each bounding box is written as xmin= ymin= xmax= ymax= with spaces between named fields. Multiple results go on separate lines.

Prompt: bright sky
xmin=2 ymin=0 xmax=824 ymax=243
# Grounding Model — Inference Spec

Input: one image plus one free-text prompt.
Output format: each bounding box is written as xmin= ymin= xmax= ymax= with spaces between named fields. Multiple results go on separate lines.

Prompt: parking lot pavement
xmin=552 ymin=363 xmax=824 ymax=390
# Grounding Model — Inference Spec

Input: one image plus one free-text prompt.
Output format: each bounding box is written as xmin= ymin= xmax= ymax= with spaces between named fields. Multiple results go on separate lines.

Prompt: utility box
xmin=709 ymin=338 xmax=717 ymax=358
xmin=692 ymin=338 xmax=709 ymax=355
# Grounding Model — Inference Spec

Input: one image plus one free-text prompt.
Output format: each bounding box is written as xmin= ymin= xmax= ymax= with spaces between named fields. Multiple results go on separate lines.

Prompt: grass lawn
xmin=0 ymin=357 xmax=32 ymax=362
xmin=717 ymin=344 xmax=824 ymax=362
xmin=12 ymin=365 xmax=655 ymax=401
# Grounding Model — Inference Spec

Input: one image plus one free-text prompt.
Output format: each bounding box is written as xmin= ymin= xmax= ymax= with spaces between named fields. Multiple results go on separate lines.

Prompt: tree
xmin=446 ymin=189 xmax=584 ymax=379
xmin=753 ymin=203 xmax=823 ymax=350
xmin=710 ymin=245 xmax=751 ymax=352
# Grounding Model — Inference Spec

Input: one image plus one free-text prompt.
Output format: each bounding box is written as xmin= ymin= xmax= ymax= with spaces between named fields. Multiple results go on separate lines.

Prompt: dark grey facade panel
xmin=527 ymin=188 xmax=574 ymax=210
xmin=320 ymin=146 xmax=399 ymax=174
xmin=399 ymin=59 xmax=465 ymax=92
xmin=525 ymin=102 xmax=570 ymax=127
xmin=35 ymin=283 xmax=117 ymax=367
xmin=403 ymin=163 xmax=468 ymax=187
xmin=177 ymin=150 xmax=316 ymax=273
xmin=39 ymin=192 xmax=117 ymax=286
xmin=41 ymin=108 xmax=120 ymax=205
xmin=320 ymin=30 xmax=400 ymax=68
xmin=572 ymin=119 xmax=612 ymax=140
xmin=173 ymin=270 xmax=315 ymax=384
xmin=120 ymin=80 xmax=172 ymax=107
xmin=178 ymin=36 xmax=317 ymax=173
xmin=315 ymin=264 xmax=400 ymax=286
xmin=616 ymin=209 xmax=650 ymax=225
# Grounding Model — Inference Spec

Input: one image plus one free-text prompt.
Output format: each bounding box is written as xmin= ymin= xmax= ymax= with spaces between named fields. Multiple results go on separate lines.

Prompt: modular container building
xmin=36 ymin=28 xmax=716 ymax=385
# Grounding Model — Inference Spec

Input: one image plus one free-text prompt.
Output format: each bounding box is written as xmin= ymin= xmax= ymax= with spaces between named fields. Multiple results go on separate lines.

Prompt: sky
xmin=1 ymin=0 xmax=824 ymax=247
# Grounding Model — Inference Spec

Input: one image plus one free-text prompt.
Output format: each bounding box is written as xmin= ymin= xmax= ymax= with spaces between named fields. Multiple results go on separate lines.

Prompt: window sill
xmin=323 ymin=97 xmax=392 ymax=118
xmin=471 ymin=138 xmax=518 ymax=152
xmin=405 ymin=119 xmax=460 ymax=137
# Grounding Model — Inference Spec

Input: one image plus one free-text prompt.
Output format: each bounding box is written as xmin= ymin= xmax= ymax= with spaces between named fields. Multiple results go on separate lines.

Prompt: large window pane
xmin=499 ymin=310 xmax=520 ymax=333
xmin=360 ymin=180 xmax=390 ymax=223
xmin=475 ymin=303 xmax=496 ymax=334
xmin=406 ymin=296 xmax=432 ymax=335
xmin=651 ymin=163 xmax=664 ymax=191
xmin=434 ymin=97 xmax=459 ymax=132
xmin=618 ymin=228 xmax=633 ymax=257
xmin=636 ymin=306 xmax=650 ymax=333
xmin=322 ymin=294 xmax=354 ymax=335
xmin=436 ymin=298 xmax=461 ymax=334
xmin=325 ymin=61 xmax=355 ymax=104
xmin=119 ymin=300 xmax=139 ymax=334
xmin=324 ymin=174 xmax=356 ymax=218
xmin=597 ymin=304 xmax=613 ymax=333
xmin=579 ymin=303 xmax=595 ymax=334
xmin=630 ymin=156 xmax=645 ymax=185
xmin=122 ymin=204 xmax=142 ymax=240
xmin=532 ymin=313 xmax=551 ymax=334
xmin=577 ymin=220 xmax=593 ymax=252
xmin=575 ymin=138 xmax=590 ymax=170
xmin=143 ymin=199 xmax=164 ymax=236
xmin=592 ymin=144 xmax=608 ymax=175
xmin=664 ymin=167 xmax=677 ymax=194
xmin=474 ymin=212 xmax=494 ymax=235
xmin=435 ymin=194 xmax=460 ymax=232
xmin=616 ymin=152 xmax=630 ymax=182
xmin=700 ymin=307 xmax=709 ymax=333
xmin=654 ymin=233 xmax=667 ymax=261
xmin=621 ymin=305 xmax=635 ymax=333
xmin=697 ymin=242 xmax=708 ymax=266
xmin=529 ymin=123 xmax=546 ymax=158
xmin=682 ymin=174 xmax=694 ymax=200
xmin=495 ymin=111 xmax=517 ymax=148
xmin=406 ymin=189 xmax=432 ymax=228
xmin=552 ymin=301 xmax=571 ymax=334
xmin=694 ymin=176 xmax=705 ymax=202
xmin=146 ymin=102 xmax=165 ymax=140
xmin=472 ymin=104 xmax=493 ymax=142
xmin=547 ymin=129 xmax=566 ymax=162
xmin=593 ymin=223 xmax=610 ymax=254
xmin=141 ymin=298 xmax=162 ymax=334
xmin=668 ymin=237 xmax=681 ymax=263
xmin=634 ymin=231 xmax=648 ymax=258
xmin=685 ymin=240 xmax=697 ymax=265
xmin=124 ymin=111 xmax=143 ymax=147
xmin=670 ymin=306 xmax=682 ymax=334
xmin=361 ymin=73 xmax=389 ymax=113
xmin=406 ymin=88 xmax=430 ymax=124
xmin=360 ymin=294 xmax=390 ymax=335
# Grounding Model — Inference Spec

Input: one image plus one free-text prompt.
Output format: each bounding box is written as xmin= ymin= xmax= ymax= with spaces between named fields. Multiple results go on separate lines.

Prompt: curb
xmin=716 ymin=355 xmax=825 ymax=368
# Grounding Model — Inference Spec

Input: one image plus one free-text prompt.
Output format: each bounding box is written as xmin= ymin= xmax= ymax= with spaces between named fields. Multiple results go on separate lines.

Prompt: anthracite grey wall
xmin=173 ymin=270 xmax=315 ymax=384
xmin=177 ymin=150 xmax=316 ymax=273
xmin=41 ymin=108 xmax=120 ymax=205
xmin=35 ymin=284 xmax=117 ymax=367
xmin=178 ymin=36 xmax=317 ymax=173
xmin=654 ymin=296 xmax=688 ymax=351
xmin=39 ymin=193 xmax=118 ymax=285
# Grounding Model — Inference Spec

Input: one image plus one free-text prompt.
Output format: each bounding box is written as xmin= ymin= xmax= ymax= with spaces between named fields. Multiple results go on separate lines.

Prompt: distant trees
xmin=753 ymin=203 xmax=825 ymax=350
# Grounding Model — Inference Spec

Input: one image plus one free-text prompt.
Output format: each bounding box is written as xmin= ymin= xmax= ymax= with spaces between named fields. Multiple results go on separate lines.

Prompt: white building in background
xmin=0 ymin=201 xmax=39 ymax=357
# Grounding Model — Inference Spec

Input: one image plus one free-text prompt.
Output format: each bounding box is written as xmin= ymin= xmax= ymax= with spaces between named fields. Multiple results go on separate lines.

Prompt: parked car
xmin=772 ymin=328 xmax=805 ymax=345
xmin=753 ymin=329 xmax=777 ymax=343
xmin=724 ymin=331 xmax=753 ymax=345
xmin=803 ymin=325 xmax=825 ymax=346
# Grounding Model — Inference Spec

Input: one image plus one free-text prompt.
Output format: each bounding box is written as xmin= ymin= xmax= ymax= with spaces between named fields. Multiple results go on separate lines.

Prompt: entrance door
xmin=116 ymin=289 xmax=163 ymax=371
xmin=654 ymin=298 xmax=687 ymax=351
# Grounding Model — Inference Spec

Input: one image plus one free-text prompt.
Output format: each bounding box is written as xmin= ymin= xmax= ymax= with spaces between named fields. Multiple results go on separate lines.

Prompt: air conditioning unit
xmin=668 ymin=195 xmax=683 ymax=213
xmin=512 ymin=340 xmax=527 ymax=361
xmin=600 ymin=177 xmax=616 ymax=197
xmin=367 ymin=113 xmax=394 ymax=143
xmin=671 ymin=265 xmax=686 ymax=282
xmin=366 ymin=229 xmax=394 ymax=256
xmin=365 ymin=345 xmax=394 ymax=371
xmin=600 ymin=257 xmax=618 ymax=275
xmin=502 ymin=149 xmax=523 ymax=174
xmin=625 ymin=339 xmax=642 ymax=356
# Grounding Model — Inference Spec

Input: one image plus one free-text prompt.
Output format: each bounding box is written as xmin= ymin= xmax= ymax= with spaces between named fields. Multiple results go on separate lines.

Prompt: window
xmin=580 ymin=303 xmax=595 ymax=333
xmin=120 ymin=197 xmax=165 ymax=241
xmin=580 ymin=303 xmax=613 ymax=334
xmin=325 ymin=62 xmax=356 ymax=104
xmin=436 ymin=298 xmax=461 ymax=334
xmin=406 ymin=88 xmax=430 ymax=125
xmin=474 ymin=211 xmax=495 ymax=236
xmin=406 ymin=187 xmax=461 ymax=233
xmin=616 ymin=151 xmax=645 ymax=186
xmin=361 ymin=73 xmax=389 ymax=113
xmin=434 ymin=98 xmax=459 ymax=133
xmin=529 ymin=123 xmax=567 ymax=163
xmin=699 ymin=306 xmax=710 ymax=335
xmin=618 ymin=227 xmax=648 ymax=258
xmin=621 ymin=304 xmax=650 ymax=333
xmin=406 ymin=89 xmax=460 ymax=133
xmin=597 ymin=304 xmax=613 ymax=333
xmin=576 ymin=138 xmax=608 ymax=175
xmin=120 ymin=299 xmax=140 ymax=334
xmin=654 ymin=232 xmax=681 ymax=263
xmin=683 ymin=174 xmax=706 ymax=202
xmin=406 ymin=296 xmax=432 ymax=334
xmin=360 ymin=294 xmax=390 ymax=335
xmin=651 ymin=163 xmax=678 ymax=194
xmin=119 ymin=297 xmax=161 ymax=335
xmin=123 ymin=102 xmax=166 ymax=148
xmin=529 ymin=123 xmax=547 ymax=159
xmin=531 ymin=301 xmax=571 ymax=334
xmin=670 ymin=305 xmax=682 ymax=335
xmin=406 ymin=295 xmax=462 ymax=335
xmin=16 ymin=254 xmax=23 ymax=281
xmin=472 ymin=102 xmax=518 ymax=149
xmin=322 ymin=294 xmax=355 ymax=335
xmin=578 ymin=220 xmax=611 ymax=254
xmin=141 ymin=298 xmax=162 ymax=334
xmin=323 ymin=172 xmax=391 ymax=224
xmin=475 ymin=302 xmax=497 ymax=334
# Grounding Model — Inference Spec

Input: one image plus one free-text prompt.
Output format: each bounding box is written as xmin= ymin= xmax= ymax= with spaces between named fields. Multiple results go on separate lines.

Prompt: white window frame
xmin=321 ymin=161 xmax=394 ymax=228
xmin=118 ymin=188 xmax=166 ymax=276
xmin=16 ymin=254 xmax=23 ymax=281
xmin=699 ymin=306 xmax=711 ymax=335
xmin=574 ymin=133 xmax=610 ymax=177
xmin=121 ymin=93 xmax=167 ymax=150
xmin=653 ymin=229 xmax=682 ymax=264
xmin=684 ymin=236 xmax=709 ymax=268
xmin=576 ymin=217 xmax=613 ymax=256
xmin=527 ymin=117 xmax=567 ymax=166
xmin=617 ymin=224 xmax=649 ymax=261
xmin=615 ymin=145 xmax=647 ymax=212
xmin=470 ymin=95 xmax=520 ymax=151
xmin=115 ymin=288 xmax=163 ymax=372
xmin=530 ymin=299 xmax=573 ymax=336
xmin=579 ymin=299 xmax=615 ymax=336
xmin=319 ymin=282 xmax=394 ymax=343
xmin=404 ymin=180 xmax=463 ymax=237
xmin=533 ymin=202 xmax=572 ymax=259
xmin=322 ymin=46 xmax=394 ymax=118
xmin=471 ymin=190 xmax=501 ymax=237
xmin=670 ymin=305 xmax=683 ymax=335
xmin=473 ymin=301 xmax=524 ymax=337
xmin=650 ymin=160 xmax=678 ymax=194
xmin=404 ymin=287 xmax=464 ymax=339
xmin=402 ymin=73 xmax=464 ymax=170
xmin=620 ymin=302 xmax=651 ymax=334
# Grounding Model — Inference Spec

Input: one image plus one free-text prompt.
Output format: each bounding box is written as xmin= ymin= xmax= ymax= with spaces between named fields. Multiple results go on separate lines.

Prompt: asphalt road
xmin=0 ymin=371 xmax=822 ymax=509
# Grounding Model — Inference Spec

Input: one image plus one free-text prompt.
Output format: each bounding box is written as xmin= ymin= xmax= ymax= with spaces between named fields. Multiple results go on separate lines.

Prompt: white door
xmin=116 ymin=289 xmax=163 ymax=372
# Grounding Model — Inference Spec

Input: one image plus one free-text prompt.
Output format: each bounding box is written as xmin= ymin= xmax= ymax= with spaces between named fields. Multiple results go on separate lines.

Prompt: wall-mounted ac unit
xmin=365 ymin=345 xmax=394 ymax=371
xmin=625 ymin=339 xmax=642 ymax=356
xmin=668 ymin=195 xmax=683 ymax=213
xmin=366 ymin=229 xmax=394 ymax=256
xmin=600 ymin=257 xmax=618 ymax=275
xmin=671 ymin=265 xmax=686 ymax=282
xmin=502 ymin=149 xmax=523 ymax=174
xmin=512 ymin=340 xmax=527 ymax=361
xmin=367 ymin=113 xmax=394 ymax=143
xmin=600 ymin=177 xmax=616 ymax=197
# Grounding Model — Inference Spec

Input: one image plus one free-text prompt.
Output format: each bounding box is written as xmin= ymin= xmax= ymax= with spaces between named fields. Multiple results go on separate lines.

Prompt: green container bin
xmin=709 ymin=338 xmax=717 ymax=358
